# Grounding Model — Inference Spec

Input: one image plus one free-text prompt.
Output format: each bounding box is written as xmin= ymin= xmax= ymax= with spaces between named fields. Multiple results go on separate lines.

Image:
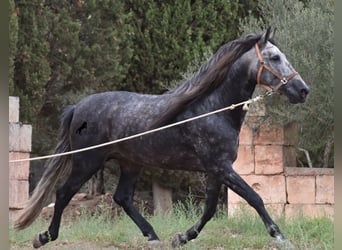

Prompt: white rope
xmin=9 ymin=93 xmax=271 ymax=163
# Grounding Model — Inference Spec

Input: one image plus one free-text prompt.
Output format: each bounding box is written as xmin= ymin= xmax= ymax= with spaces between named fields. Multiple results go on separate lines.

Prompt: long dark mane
xmin=152 ymin=32 xmax=263 ymax=128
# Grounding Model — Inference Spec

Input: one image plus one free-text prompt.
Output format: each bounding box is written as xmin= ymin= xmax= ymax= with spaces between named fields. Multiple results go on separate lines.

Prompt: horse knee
xmin=113 ymin=192 xmax=130 ymax=208
xmin=55 ymin=187 xmax=74 ymax=207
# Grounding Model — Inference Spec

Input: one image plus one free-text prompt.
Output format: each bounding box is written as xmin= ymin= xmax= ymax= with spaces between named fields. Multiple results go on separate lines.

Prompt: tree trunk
xmin=323 ymin=132 xmax=333 ymax=168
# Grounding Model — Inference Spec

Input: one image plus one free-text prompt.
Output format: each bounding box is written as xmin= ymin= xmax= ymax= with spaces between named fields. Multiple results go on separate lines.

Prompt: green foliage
xmin=12 ymin=0 xmax=135 ymax=154
xmin=9 ymin=0 xmax=18 ymax=93
xmin=239 ymin=0 xmax=334 ymax=167
xmin=65 ymin=0 xmax=133 ymax=93
xmin=13 ymin=0 xmax=51 ymax=124
xmin=43 ymin=0 xmax=134 ymax=111
xmin=123 ymin=0 xmax=240 ymax=93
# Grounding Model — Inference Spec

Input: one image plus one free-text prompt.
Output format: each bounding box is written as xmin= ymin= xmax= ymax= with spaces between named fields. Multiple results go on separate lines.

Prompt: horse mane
xmin=151 ymin=32 xmax=264 ymax=128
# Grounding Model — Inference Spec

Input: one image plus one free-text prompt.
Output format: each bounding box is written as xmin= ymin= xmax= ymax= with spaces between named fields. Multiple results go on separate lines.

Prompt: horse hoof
xmin=171 ymin=233 xmax=186 ymax=248
xmin=276 ymin=237 xmax=295 ymax=250
xmin=32 ymin=233 xmax=43 ymax=248
xmin=148 ymin=240 xmax=163 ymax=249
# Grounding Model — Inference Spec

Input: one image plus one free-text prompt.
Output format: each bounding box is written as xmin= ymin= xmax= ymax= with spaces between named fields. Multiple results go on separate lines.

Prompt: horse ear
xmin=264 ymin=27 xmax=272 ymax=43
xmin=259 ymin=27 xmax=272 ymax=46
xmin=269 ymin=28 xmax=276 ymax=41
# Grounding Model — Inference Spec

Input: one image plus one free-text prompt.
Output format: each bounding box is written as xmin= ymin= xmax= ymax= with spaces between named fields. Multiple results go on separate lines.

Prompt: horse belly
xmin=115 ymin=136 xmax=205 ymax=172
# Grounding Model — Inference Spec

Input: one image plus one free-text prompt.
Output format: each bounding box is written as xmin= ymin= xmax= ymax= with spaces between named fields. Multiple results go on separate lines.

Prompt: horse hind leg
xmin=113 ymin=164 xmax=160 ymax=245
xmin=171 ymin=174 xmax=221 ymax=248
xmin=33 ymin=153 xmax=104 ymax=248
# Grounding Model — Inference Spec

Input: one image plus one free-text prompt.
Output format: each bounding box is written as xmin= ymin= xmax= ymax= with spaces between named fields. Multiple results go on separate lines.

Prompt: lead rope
xmin=9 ymin=91 xmax=273 ymax=163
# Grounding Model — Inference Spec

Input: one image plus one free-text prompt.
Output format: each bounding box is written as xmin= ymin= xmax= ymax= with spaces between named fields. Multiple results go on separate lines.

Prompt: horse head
xmin=251 ymin=28 xmax=309 ymax=103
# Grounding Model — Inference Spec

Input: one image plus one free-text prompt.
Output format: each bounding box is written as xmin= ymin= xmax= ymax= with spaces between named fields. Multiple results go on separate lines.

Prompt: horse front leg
xmin=220 ymin=162 xmax=293 ymax=248
xmin=171 ymin=173 xmax=221 ymax=248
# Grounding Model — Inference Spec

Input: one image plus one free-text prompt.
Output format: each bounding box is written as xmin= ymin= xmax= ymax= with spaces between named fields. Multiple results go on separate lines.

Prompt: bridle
xmin=255 ymin=43 xmax=298 ymax=93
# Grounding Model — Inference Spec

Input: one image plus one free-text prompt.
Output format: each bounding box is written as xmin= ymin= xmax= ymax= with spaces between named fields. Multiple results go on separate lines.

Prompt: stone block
xmin=228 ymin=175 xmax=286 ymax=204
xmin=227 ymin=202 xmax=284 ymax=218
xmin=9 ymin=180 xmax=29 ymax=209
xmin=265 ymin=203 xmax=285 ymax=218
xmin=227 ymin=202 xmax=251 ymax=216
xmin=316 ymin=175 xmax=334 ymax=204
xmin=239 ymin=124 xmax=253 ymax=145
xmin=255 ymin=145 xmax=285 ymax=174
xmin=152 ymin=181 xmax=173 ymax=215
xmin=233 ymin=145 xmax=255 ymax=175
xmin=286 ymin=176 xmax=315 ymax=204
xmin=9 ymin=209 xmax=23 ymax=223
xmin=285 ymin=204 xmax=334 ymax=219
xmin=9 ymin=96 xmax=20 ymax=123
xmin=254 ymin=122 xmax=297 ymax=146
xmin=9 ymin=152 xmax=30 ymax=180
xmin=9 ymin=123 xmax=32 ymax=152
xmin=285 ymin=167 xmax=334 ymax=176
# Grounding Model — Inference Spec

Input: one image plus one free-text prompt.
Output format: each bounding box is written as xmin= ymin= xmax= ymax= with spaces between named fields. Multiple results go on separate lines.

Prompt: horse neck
xmin=200 ymin=61 xmax=256 ymax=130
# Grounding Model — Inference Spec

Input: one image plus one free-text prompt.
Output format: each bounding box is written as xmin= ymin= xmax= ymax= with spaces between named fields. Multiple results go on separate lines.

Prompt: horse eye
xmin=271 ymin=55 xmax=280 ymax=61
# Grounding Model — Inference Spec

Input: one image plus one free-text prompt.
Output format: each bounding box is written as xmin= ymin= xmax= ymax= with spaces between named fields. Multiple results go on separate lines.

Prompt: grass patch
xmin=10 ymin=199 xmax=333 ymax=249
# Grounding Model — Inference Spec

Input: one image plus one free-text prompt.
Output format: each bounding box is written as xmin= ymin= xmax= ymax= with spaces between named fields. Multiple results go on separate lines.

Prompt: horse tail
xmin=14 ymin=105 xmax=75 ymax=230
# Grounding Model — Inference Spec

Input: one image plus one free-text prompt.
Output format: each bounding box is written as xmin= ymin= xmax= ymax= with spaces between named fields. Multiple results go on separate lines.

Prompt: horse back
xmin=67 ymin=91 xmax=239 ymax=171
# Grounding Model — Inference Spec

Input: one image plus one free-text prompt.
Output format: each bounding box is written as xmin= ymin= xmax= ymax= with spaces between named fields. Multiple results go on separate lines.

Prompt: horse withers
xmin=15 ymin=28 xmax=309 ymax=248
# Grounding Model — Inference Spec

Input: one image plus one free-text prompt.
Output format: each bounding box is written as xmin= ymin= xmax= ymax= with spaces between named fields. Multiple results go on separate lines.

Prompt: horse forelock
xmin=151 ymin=32 xmax=264 ymax=128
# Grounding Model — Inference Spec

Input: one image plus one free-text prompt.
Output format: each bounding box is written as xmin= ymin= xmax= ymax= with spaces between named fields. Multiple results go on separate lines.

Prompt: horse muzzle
xmin=283 ymin=78 xmax=309 ymax=104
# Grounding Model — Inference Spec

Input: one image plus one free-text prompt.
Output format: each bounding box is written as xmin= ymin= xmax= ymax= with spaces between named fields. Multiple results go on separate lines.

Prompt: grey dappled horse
xmin=15 ymin=28 xmax=309 ymax=248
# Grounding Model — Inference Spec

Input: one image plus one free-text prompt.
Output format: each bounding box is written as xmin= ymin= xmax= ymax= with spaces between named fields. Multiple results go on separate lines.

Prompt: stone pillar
xmin=9 ymin=96 xmax=32 ymax=222
xmin=152 ymin=180 xmax=173 ymax=216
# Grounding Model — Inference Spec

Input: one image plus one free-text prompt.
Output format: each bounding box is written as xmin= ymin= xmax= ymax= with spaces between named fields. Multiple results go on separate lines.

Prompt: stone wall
xmin=227 ymin=121 xmax=334 ymax=219
xmin=9 ymin=96 xmax=32 ymax=222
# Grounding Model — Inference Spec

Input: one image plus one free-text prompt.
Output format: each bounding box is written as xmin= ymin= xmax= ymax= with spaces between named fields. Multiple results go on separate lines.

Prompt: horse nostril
xmin=301 ymin=88 xmax=309 ymax=98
